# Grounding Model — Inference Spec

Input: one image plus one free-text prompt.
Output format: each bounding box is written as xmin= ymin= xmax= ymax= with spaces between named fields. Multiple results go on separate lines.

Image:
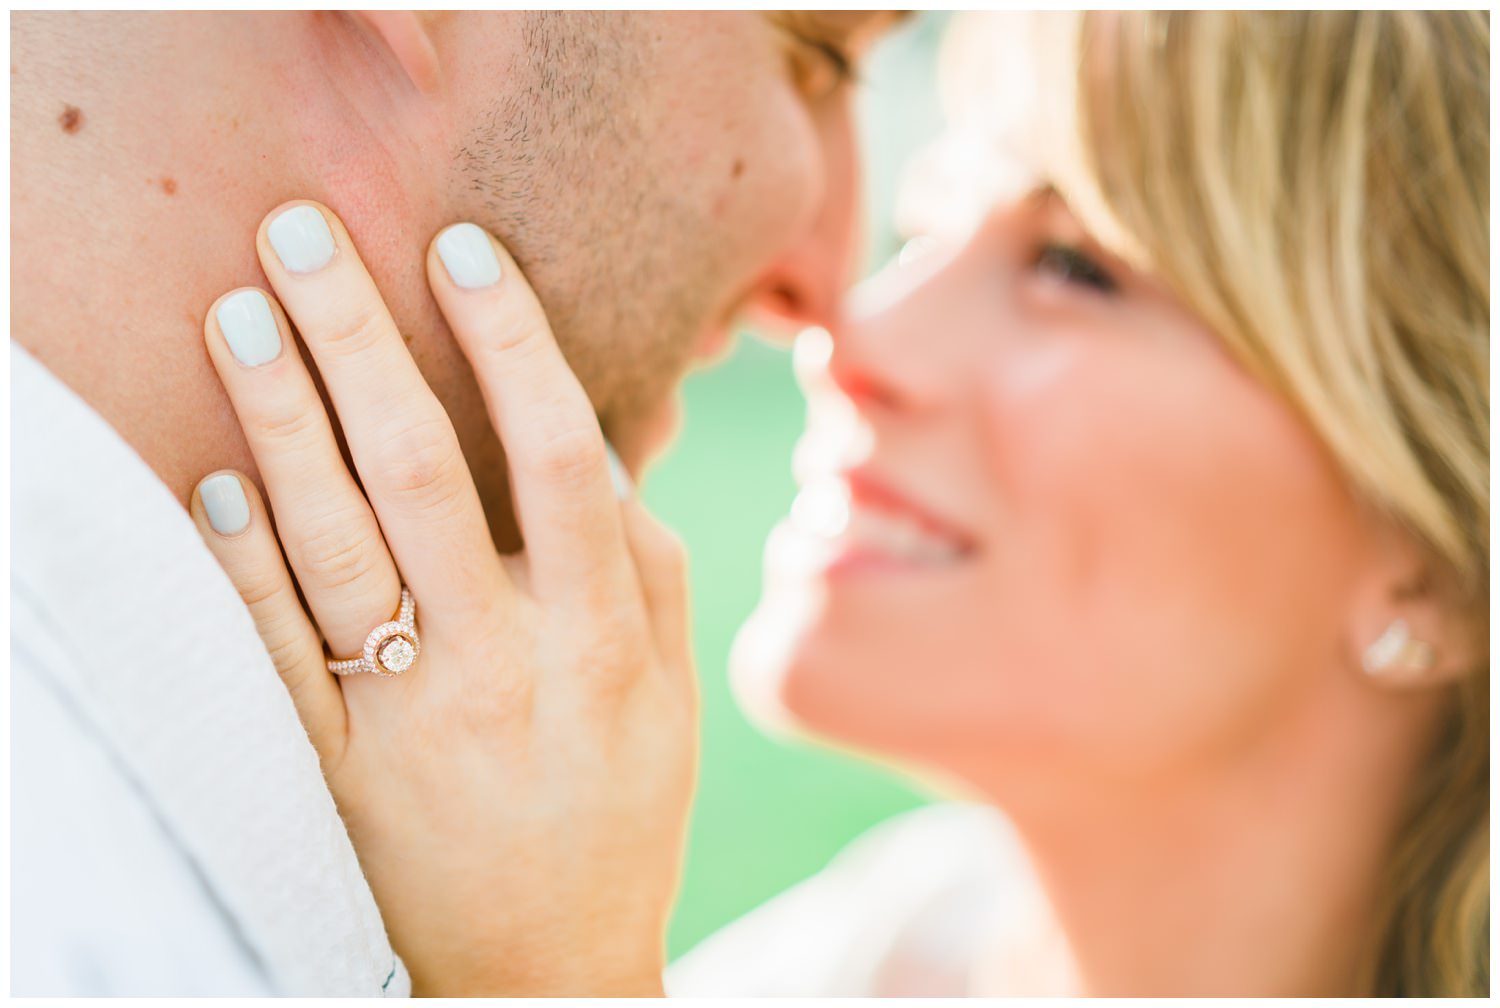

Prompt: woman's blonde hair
xmin=1037 ymin=11 xmax=1488 ymax=996
xmin=933 ymin=9 xmax=1488 ymax=995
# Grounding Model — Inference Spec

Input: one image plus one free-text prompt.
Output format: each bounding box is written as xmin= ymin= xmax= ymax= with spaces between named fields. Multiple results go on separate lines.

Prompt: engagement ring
xmin=326 ymin=587 xmax=420 ymax=677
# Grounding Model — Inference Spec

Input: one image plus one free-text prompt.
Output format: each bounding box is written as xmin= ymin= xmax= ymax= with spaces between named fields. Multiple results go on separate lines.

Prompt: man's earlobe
xmin=353 ymin=12 xmax=442 ymax=95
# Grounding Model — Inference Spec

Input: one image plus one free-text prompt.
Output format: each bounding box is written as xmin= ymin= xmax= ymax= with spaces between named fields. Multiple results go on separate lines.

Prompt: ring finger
xmin=205 ymin=285 xmax=401 ymax=659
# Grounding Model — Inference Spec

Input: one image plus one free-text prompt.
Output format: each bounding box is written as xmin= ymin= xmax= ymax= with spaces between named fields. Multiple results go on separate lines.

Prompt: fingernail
xmin=200 ymin=474 xmax=250 ymax=536
xmin=215 ymin=290 xmax=282 ymax=367
xmin=604 ymin=441 xmax=634 ymax=500
xmin=435 ymin=223 xmax=503 ymax=289
xmin=267 ymin=204 xmax=336 ymax=274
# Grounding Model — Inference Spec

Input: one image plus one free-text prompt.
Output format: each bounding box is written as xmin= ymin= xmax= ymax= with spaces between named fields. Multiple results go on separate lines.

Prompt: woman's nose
xmin=827 ymin=245 xmax=962 ymax=416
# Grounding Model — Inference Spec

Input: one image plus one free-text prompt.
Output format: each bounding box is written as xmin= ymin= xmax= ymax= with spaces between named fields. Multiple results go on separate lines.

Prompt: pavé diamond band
xmin=327 ymin=587 xmax=421 ymax=678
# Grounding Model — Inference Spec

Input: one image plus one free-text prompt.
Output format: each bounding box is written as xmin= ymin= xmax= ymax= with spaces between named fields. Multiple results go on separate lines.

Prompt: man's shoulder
xmin=12 ymin=598 xmax=276 ymax=995
xmin=11 ymin=343 xmax=408 ymax=997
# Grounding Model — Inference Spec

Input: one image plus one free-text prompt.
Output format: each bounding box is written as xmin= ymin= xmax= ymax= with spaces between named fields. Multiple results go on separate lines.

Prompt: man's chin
xmin=605 ymin=387 xmax=684 ymax=479
xmin=690 ymin=325 xmax=739 ymax=369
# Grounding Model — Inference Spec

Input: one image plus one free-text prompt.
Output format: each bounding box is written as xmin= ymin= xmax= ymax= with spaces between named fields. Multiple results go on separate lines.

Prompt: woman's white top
xmin=11 ymin=343 xmax=408 ymax=996
xmin=668 ymin=802 xmax=1071 ymax=997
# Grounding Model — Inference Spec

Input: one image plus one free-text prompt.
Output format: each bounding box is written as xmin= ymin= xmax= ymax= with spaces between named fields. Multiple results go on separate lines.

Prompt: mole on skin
xmin=58 ymin=104 xmax=82 ymax=134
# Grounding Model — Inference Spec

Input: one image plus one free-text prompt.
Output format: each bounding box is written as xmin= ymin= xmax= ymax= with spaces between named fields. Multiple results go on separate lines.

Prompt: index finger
xmin=426 ymin=223 xmax=633 ymax=607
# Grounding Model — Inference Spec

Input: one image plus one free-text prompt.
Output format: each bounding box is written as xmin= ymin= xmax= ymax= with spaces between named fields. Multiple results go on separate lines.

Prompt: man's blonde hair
xmin=949 ymin=10 xmax=1488 ymax=995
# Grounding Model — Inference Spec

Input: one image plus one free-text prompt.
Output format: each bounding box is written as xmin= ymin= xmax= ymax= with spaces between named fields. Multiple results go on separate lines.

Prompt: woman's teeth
xmin=845 ymin=505 xmax=966 ymax=564
xmin=790 ymin=477 xmax=851 ymax=540
xmin=788 ymin=478 xmax=966 ymax=566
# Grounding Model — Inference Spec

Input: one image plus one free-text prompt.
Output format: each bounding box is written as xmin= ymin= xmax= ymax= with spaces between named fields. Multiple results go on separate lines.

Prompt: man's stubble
xmin=452 ymin=12 xmax=728 ymax=451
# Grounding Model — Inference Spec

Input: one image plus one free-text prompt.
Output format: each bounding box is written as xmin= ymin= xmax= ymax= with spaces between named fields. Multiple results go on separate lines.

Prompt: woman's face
xmin=734 ymin=187 xmax=1386 ymax=797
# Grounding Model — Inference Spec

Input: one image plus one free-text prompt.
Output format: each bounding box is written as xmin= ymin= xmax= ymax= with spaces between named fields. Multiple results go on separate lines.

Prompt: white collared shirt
xmin=11 ymin=343 xmax=410 ymax=996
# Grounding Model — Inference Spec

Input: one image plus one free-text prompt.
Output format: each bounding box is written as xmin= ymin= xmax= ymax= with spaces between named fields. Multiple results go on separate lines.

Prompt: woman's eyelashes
xmin=1033 ymin=242 xmax=1119 ymax=296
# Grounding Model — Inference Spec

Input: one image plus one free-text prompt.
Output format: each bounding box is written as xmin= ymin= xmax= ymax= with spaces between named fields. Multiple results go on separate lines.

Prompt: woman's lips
xmin=846 ymin=472 xmax=977 ymax=548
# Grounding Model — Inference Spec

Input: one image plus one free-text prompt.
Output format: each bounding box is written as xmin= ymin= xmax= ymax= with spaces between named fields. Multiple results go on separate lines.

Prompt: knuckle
xmin=252 ymin=402 xmax=322 ymax=451
xmin=320 ymin=302 xmax=389 ymax=358
xmin=583 ymin=605 xmax=652 ymax=673
xmin=236 ymin=572 xmax=287 ymax=614
xmin=232 ymin=578 xmax=318 ymax=677
xmin=293 ymin=510 xmax=384 ymax=593
xmin=459 ymin=671 xmax=534 ymax=734
xmin=522 ymin=422 xmax=607 ymax=491
xmin=481 ymin=313 xmax=548 ymax=359
xmin=262 ymin=618 xmax=315 ymax=676
xmin=373 ymin=416 xmax=466 ymax=511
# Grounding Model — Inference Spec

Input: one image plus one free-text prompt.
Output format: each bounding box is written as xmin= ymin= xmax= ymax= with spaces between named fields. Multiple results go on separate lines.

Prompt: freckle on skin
xmin=58 ymin=104 xmax=82 ymax=134
xmin=160 ymin=177 xmax=177 ymax=196
xmin=732 ymin=158 xmax=745 ymax=180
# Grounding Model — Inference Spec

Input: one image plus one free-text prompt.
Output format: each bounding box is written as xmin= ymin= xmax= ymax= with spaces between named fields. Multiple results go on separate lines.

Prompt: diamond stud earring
xmin=1362 ymin=618 xmax=1435 ymax=680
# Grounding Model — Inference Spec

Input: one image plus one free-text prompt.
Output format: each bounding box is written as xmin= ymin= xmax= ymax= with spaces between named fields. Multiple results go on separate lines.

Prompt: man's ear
xmin=1348 ymin=517 xmax=1483 ymax=691
xmin=352 ymin=12 xmax=442 ymax=95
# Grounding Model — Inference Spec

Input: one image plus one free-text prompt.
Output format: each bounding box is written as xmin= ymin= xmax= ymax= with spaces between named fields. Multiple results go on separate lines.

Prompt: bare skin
xmin=10 ymin=9 xmax=887 ymax=994
xmin=738 ymin=184 xmax=1467 ymax=995
xmin=11 ymin=11 xmax=876 ymax=550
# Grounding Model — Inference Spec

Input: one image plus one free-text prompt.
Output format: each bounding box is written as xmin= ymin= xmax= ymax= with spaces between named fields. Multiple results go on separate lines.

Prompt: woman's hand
xmin=188 ymin=202 xmax=697 ymax=996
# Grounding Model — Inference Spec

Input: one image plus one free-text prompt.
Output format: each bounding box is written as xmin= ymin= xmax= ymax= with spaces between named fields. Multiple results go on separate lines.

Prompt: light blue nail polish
xmin=604 ymin=441 xmax=634 ymax=500
xmin=435 ymin=223 xmax=503 ymax=289
xmin=200 ymin=474 xmax=250 ymax=535
xmin=215 ymin=290 xmax=281 ymax=367
xmin=267 ymin=205 xmax=336 ymax=274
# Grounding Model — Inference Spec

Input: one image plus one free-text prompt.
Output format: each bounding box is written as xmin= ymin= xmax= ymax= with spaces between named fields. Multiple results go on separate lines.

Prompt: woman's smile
xmin=789 ymin=470 xmax=977 ymax=577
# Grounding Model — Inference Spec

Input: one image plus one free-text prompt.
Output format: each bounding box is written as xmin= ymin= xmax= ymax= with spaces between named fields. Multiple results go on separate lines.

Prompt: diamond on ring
xmin=327 ymin=587 xmax=420 ymax=677
xmin=379 ymin=636 xmax=417 ymax=673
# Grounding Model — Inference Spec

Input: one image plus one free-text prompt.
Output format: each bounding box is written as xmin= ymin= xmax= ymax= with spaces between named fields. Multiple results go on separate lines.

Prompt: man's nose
xmin=743 ymin=97 xmax=862 ymax=342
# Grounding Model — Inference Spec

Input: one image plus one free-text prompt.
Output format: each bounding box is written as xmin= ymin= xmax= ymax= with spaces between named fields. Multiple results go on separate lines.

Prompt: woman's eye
xmin=1034 ymin=243 xmax=1118 ymax=295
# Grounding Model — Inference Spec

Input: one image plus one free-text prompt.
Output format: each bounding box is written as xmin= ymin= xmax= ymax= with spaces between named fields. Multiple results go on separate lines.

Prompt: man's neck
xmin=12 ymin=12 xmax=439 ymax=508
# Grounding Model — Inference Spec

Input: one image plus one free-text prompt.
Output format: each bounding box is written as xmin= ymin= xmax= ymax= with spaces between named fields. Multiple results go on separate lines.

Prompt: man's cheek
xmin=706 ymin=83 xmax=826 ymax=265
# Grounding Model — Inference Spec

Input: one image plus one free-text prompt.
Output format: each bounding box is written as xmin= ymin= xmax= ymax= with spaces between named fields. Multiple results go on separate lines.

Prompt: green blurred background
xmin=642 ymin=14 xmax=952 ymax=960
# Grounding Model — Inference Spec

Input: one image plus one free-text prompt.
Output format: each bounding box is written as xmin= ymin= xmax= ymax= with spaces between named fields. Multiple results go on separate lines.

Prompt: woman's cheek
xmin=975 ymin=333 xmax=1358 ymax=777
